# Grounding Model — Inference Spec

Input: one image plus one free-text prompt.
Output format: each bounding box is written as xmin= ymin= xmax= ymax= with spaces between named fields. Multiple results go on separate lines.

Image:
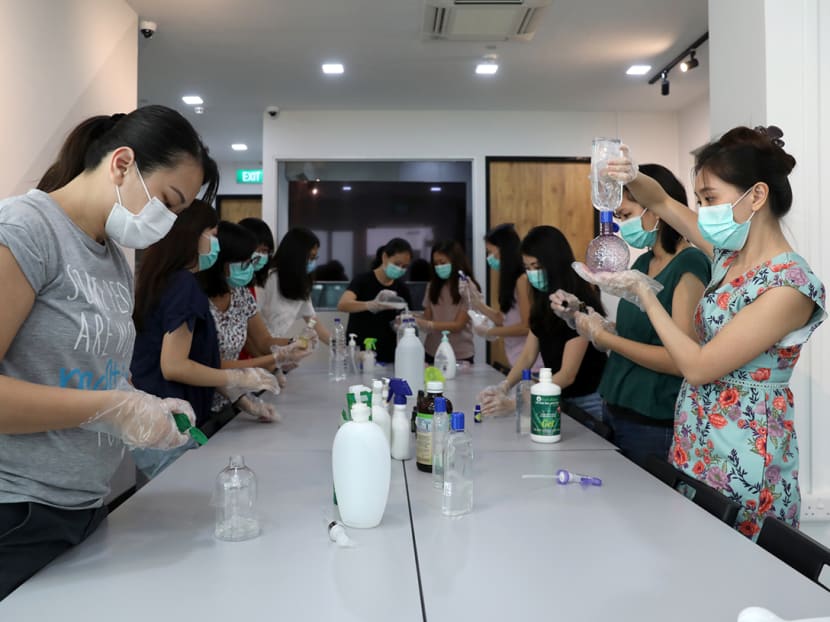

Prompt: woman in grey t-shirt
xmin=0 ymin=106 xmax=219 ymax=599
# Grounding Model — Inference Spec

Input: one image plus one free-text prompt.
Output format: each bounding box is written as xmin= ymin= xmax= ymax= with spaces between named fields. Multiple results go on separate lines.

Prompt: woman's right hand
xmin=605 ymin=145 xmax=639 ymax=184
xmin=224 ymin=367 xmax=280 ymax=394
xmin=82 ymin=390 xmax=195 ymax=449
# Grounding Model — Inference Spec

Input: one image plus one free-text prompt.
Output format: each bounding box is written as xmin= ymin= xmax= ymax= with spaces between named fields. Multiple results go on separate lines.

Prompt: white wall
xmin=0 ymin=0 xmax=138 ymax=197
xmin=2 ymin=0 xmax=139 ymax=503
xmin=677 ymin=93 xmax=711 ymax=205
xmin=217 ymin=160 xmax=265 ymax=197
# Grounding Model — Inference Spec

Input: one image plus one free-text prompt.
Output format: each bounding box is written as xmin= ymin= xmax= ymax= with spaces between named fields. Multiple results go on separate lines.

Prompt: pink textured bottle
xmin=586 ymin=210 xmax=629 ymax=272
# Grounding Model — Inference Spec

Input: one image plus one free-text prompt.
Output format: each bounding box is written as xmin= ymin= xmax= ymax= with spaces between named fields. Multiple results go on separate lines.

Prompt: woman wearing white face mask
xmin=337 ymin=237 xmax=414 ymax=363
xmin=586 ymin=126 xmax=826 ymax=539
xmin=552 ymin=164 xmax=711 ymax=469
xmin=0 ymin=106 xmax=220 ymax=598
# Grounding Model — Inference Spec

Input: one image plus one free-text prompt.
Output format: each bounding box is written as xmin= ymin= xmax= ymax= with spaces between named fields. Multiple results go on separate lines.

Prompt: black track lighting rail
xmin=647 ymin=32 xmax=709 ymax=85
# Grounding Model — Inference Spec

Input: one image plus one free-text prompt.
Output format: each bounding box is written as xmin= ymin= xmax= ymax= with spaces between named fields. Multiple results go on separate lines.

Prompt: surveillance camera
xmin=266 ymin=106 xmax=280 ymax=118
xmin=140 ymin=20 xmax=157 ymax=39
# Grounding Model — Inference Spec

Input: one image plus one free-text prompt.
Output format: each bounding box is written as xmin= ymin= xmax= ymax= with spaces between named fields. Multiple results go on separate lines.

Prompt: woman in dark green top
xmin=557 ymin=164 xmax=711 ymax=468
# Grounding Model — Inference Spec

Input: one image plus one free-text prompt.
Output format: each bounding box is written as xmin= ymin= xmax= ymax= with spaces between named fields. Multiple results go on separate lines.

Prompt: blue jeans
xmin=566 ymin=392 xmax=604 ymax=422
xmin=602 ymin=402 xmax=673 ymax=469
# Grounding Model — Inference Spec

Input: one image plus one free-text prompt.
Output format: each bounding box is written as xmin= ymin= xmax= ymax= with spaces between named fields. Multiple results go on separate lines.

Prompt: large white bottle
xmin=371 ymin=379 xmax=391 ymax=449
xmin=530 ymin=367 xmax=562 ymax=444
xmin=394 ymin=326 xmax=424 ymax=395
xmin=434 ymin=330 xmax=457 ymax=379
xmin=332 ymin=401 xmax=391 ymax=528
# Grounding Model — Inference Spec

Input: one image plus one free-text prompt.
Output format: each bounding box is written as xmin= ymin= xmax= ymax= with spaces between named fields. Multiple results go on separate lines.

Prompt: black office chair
xmin=561 ymin=399 xmax=614 ymax=442
xmin=645 ymin=454 xmax=741 ymax=526
xmin=757 ymin=516 xmax=830 ymax=589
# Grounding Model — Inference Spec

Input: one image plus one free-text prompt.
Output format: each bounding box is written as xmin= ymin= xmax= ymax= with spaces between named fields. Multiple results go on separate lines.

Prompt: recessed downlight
xmin=182 ymin=95 xmax=204 ymax=105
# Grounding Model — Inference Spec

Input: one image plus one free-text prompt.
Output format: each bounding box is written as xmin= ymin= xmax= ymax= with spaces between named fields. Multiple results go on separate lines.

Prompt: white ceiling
xmin=129 ymin=0 xmax=709 ymax=163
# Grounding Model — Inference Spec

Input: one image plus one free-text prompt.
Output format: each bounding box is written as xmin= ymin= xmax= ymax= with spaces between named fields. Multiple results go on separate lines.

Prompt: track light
xmin=680 ymin=50 xmax=699 ymax=73
xmin=647 ymin=32 xmax=708 ymax=96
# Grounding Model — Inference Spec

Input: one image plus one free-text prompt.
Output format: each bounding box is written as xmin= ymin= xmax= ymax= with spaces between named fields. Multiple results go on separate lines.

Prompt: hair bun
xmin=753 ymin=125 xmax=785 ymax=148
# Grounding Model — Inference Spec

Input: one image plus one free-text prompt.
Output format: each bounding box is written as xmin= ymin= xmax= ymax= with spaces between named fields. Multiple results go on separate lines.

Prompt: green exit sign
xmin=236 ymin=169 xmax=263 ymax=184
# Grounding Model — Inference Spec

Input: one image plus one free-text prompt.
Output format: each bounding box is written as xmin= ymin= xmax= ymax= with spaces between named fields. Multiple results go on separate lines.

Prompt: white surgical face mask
xmin=105 ymin=164 xmax=177 ymax=249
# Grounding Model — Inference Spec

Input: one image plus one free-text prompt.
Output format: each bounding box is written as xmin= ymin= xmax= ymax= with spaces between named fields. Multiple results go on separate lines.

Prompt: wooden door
xmin=486 ymin=159 xmax=594 ymax=369
xmin=217 ymin=196 xmax=263 ymax=223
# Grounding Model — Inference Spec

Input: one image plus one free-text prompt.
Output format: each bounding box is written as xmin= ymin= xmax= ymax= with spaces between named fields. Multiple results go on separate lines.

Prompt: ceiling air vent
xmin=423 ymin=0 xmax=551 ymax=42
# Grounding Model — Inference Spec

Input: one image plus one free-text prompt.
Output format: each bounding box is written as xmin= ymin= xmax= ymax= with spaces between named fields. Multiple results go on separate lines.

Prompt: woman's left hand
xmin=574 ymin=308 xmax=616 ymax=352
xmin=571 ymin=262 xmax=662 ymax=311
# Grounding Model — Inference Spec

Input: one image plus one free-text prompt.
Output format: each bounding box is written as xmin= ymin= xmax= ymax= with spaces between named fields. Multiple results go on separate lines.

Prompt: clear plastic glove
xmin=549 ymin=289 xmax=584 ymax=330
xmin=367 ymin=289 xmax=406 ymax=313
xmin=274 ymin=367 xmax=288 ymax=389
xmin=82 ymin=389 xmax=194 ymax=449
xmin=414 ymin=317 xmax=434 ymax=332
xmin=225 ymin=367 xmax=280 ymax=394
xmin=571 ymin=262 xmax=663 ymax=311
xmin=467 ymin=310 xmax=496 ymax=340
xmin=604 ymin=144 xmax=639 ymax=184
xmin=574 ymin=308 xmax=617 ymax=353
xmin=271 ymin=342 xmax=314 ymax=365
xmin=477 ymin=381 xmax=515 ymax=417
xmin=459 ymin=279 xmax=485 ymax=310
xmin=236 ymin=394 xmax=282 ymax=423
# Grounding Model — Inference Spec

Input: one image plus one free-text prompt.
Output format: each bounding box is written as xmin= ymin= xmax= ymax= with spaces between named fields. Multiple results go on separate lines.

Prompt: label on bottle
xmin=530 ymin=394 xmax=561 ymax=437
xmin=416 ymin=412 xmax=433 ymax=468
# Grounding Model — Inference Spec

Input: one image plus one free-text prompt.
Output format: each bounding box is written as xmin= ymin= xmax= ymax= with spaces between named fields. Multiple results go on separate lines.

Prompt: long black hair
xmin=239 ymin=217 xmax=275 ymax=287
xmin=197 ymin=221 xmax=257 ymax=298
xmin=427 ymin=240 xmax=481 ymax=306
xmin=133 ymin=200 xmax=218 ymax=331
xmin=637 ymin=163 xmax=687 ymax=254
xmin=520 ymin=226 xmax=604 ymax=337
xmin=271 ymin=227 xmax=320 ymax=301
xmin=38 ymin=105 xmax=219 ymax=203
xmin=485 ymin=223 xmax=523 ymax=314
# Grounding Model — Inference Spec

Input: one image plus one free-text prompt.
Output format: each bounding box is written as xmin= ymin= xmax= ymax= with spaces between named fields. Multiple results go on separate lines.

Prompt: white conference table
xmin=3 ymin=364 xmax=830 ymax=620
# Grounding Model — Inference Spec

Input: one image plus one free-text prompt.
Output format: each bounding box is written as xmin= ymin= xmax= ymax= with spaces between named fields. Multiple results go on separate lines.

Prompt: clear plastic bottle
xmin=591 ymin=137 xmax=623 ymax=212
xmin=515 ymin=369 xmax=533 ymax=435
xmin=442 ymin=412 xmax=473 ymax=516
xmin=212 ymin=455 xmax=260 ymax=541
xmin=330 ymin=318 xmax=347 ymax=381
xmin=586 ymin=210 xmax=630 ymax=273
xmin=297 ymin=317 xmax=317 ymax=351
xmin=431 ymin=396 xmax=450 ymax=489
xmin=347 ymin=333 xmax=360 ymax=375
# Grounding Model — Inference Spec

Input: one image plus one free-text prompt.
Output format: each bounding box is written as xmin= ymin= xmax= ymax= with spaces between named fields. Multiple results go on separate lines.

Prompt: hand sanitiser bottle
xmin=330 ymin=318 xmax=347 ymax=381
xmin=371 ymin=379 xmax=391 ymax=449
xmin=297 ymin=317 xmax=317 ymax=350
xmin=332 ymin=400 xmax=391 ymax=528
xmin=431 ymin=396 xmax=450 ymax=489
xmin=585 ymin=210 xmax=630 ymax=273
xmin=394 ymin=325 xmax=424 ymax=395
xmin=434 ymin=330 xmax=457 ymax=379
xmin=362 ymin=337 xmax=377 ymax=377
xmin=347 ymin=333 xmax=360 ymax=374
xmin=388 ymin=378 xmax=413 ymax=460
xmin=530 ymin=367 xmax=562 ymax=444
xmin=442 ymin=412 xmax=473 ymax=516
xmin=515 ymin=369 xmax=533 ymax=435
xmin=212 ymin=455 xmax=260 ymax=541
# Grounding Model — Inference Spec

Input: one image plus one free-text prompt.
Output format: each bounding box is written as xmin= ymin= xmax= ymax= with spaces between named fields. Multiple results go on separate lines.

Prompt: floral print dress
xmin=670 ymin=250 xmax=826 ymax=539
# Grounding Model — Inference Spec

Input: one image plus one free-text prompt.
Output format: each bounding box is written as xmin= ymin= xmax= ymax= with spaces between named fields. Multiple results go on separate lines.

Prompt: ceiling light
xmin=476 ymin=63 xmax=498 ymax=75
xmin=311 ymin=187 xmax=319 ymax=196
xmin=231 ymin=143 xmax=248 ymax=152
xmin=626 ymin=65 xmax=651 ymax=76
xmin=430 ymin=186 xmax=442 ymax=192
xmin=680 ymin=51 xmax=699 ymax=72
xmin=342 ymin=185 xmax=352 ymax=191
xmin=661 ymin=72 xmax=670 ymax=96
xmin=322 ymin=63 xmax=344 ymax=75
xmin=182 ymin=95 xmax=203 ymax=105
xmin=193 ymin=106 xmax=204 ymax=115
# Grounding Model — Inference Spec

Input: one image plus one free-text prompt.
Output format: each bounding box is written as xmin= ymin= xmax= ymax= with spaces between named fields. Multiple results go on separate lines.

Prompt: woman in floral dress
xmin=586 ymin=126 xmax=825 ymax=539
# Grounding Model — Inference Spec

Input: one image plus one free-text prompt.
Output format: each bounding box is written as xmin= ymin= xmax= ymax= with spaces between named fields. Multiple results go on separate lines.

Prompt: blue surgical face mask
xmin=618 ymin=210 xmax=658 ymax=249
xmin=306 ymin=259 xmax=317 ymax=274
xmin=526 ymin=269 xmax=548 ymax=292
xmin=697 ymin=186 xmax=755 ymax=251
xmin=251 ymin=252 xmax=269 ymax=271
xmin=198 ymin=235 xmax=220 ymax=271
xmin=385 ymin=262 xmax=406 ymax=280
xmin=434 ymin=263 xmax=452 ymax=280
xmin=486 ymin=254 xmax=501 ymax=271
xmin=227 ymin=261 xmax=255 ymax=287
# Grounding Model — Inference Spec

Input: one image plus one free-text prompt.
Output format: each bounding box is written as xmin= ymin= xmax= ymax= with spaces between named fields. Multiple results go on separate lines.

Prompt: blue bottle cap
xmin=451 ymin=412 xmax=465 ymax=431
xmin=521 ymin=369 xmax=531 ymax=381
xmin=599 ymin=210 xmax=613 ymax=223
xmin=434 ymin=396 xmax=447 ymax=413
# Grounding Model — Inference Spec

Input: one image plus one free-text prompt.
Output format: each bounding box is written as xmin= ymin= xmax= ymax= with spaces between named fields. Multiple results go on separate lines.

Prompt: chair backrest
xmin=757 ymin=516 xmax=830 ymax=588
xmin=561 ymin=399 xmax=614 ymax=441
xmin=646 ymin=454 xmax=740 ymax=526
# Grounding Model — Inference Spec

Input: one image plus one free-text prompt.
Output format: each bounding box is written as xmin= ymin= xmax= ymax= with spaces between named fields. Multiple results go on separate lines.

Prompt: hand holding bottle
xmin=237 ymin=394 xmax=282 ymax=423
xmin=604 ymin=144 xmax=639 ymax=185
xmin=573 ymin=308 xmax=616 ymax=352
xmin=571 ymin=262 xmax=663 ymax=311
xmin=271 ymin=341 xmax=313 ymax=365
xmin=82 ymin=388 xmax=195 ymax=449
xmin=367 ymin=289 xmax=405 ymax=313
xmin=477 ymin=381 xmax=515 ymax=417
xmin=225 ymin=367 xmax=280 ymax=394
xmin=549 ymin=289 xmax=584 ymax=329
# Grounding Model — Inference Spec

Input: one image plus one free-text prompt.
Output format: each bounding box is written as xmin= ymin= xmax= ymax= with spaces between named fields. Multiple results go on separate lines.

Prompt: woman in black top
xmin=478 ymin=226 xmax=606 ymax=420
xmin=337 ymin=238 xmax=413 ymax=363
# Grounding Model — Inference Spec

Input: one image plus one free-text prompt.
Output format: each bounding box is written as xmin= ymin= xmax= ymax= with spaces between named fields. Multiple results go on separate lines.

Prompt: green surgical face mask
xmin=434 ymin=263 xmax=452 ymax=280
xmin=385 ymin=263 xmax=406 ymax=280
xmin=526 ymin=269 xmax=548 ymax=292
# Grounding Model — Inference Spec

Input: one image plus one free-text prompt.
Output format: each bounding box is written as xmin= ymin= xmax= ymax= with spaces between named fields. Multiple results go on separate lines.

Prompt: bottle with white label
xmin=529 ymin=367 xmax=562 ymax=444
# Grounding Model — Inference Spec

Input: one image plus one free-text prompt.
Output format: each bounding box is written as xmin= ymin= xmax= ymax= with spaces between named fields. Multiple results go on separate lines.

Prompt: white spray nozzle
xmin=327 ymin=520 xmax=357 ymax=548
